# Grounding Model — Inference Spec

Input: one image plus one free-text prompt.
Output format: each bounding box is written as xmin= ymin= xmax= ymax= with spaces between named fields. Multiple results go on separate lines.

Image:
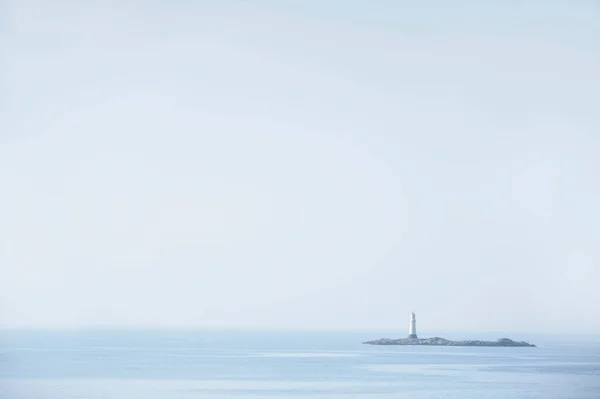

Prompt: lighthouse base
xmin=407 ymin=334 xmax=418 ymax=339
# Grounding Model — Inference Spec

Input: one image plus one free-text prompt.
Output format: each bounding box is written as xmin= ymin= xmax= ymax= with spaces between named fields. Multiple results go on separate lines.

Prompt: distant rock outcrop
xmin=363 ymin=337 xmax=536 ymax=347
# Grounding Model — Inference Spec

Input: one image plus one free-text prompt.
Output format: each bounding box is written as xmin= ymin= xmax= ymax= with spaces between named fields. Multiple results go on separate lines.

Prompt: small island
xmin=365 ymin=313 xmax=536 ymax=347
xmin=363 ymin=337 xmax=536 ymax=347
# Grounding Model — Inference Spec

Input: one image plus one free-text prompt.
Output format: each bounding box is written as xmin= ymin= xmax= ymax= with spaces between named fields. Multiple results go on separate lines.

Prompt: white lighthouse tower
xmin=408 ymin=312 xmax=418 ymax=339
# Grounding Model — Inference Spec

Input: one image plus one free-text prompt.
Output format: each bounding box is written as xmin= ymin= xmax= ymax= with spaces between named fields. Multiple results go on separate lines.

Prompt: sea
xmin=0 ymin=330 xmax=599 ymax=399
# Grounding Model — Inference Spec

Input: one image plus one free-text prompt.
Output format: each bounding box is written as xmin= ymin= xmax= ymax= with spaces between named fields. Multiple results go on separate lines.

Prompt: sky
xmin=1 ymin=1 xmax=599 ymax=333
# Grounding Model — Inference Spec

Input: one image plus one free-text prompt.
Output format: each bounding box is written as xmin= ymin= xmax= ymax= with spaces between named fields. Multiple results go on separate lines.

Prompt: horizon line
xmin=0 ymin=326 xmax=598 ymax=336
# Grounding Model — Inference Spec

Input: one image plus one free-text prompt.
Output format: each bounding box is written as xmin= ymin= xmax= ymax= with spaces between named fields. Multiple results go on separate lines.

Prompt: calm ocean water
xmin=0 ymin=330 xmax=598 ymax=398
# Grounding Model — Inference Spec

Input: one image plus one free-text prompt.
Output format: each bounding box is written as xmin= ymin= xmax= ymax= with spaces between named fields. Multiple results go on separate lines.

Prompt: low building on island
xmin=363 ymin=313 xmax=536 ymax=347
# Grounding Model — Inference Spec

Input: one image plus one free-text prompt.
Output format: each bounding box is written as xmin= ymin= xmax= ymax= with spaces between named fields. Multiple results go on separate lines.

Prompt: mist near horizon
xmin=2 ymin=1 xmax=600 ymax=333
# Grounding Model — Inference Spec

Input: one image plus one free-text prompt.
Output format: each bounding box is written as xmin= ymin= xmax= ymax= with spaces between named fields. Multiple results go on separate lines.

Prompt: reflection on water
xmin=0 ymin=330 xmax=599 ymax=398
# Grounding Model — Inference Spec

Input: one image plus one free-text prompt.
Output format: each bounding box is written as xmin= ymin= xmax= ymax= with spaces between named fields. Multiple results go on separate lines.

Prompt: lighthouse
xmin=408 ymin=312 xmax=418 ymax=339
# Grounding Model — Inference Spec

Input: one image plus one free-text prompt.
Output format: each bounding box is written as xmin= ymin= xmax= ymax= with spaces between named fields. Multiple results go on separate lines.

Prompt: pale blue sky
xmin=1 ymin=1 xmax=599 ymax=333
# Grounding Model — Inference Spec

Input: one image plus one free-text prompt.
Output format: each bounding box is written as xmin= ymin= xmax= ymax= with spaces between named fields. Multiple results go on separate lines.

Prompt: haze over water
xmin=2 ymin=0 xmax=600 ymax=397
xmin=3 ymin=0 xmax=600 ymax=333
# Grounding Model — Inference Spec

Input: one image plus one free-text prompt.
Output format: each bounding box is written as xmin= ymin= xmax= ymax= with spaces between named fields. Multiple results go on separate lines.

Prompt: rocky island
xmin=367 ymin=313 xmax=536 ymax=347
xmin=363 ymin=337 xmax=536 ymax=347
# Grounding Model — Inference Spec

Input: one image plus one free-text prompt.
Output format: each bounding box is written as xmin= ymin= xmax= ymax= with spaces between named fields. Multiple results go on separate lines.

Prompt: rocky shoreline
xmin=363 ymin=337 xmax=536 ymax=347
